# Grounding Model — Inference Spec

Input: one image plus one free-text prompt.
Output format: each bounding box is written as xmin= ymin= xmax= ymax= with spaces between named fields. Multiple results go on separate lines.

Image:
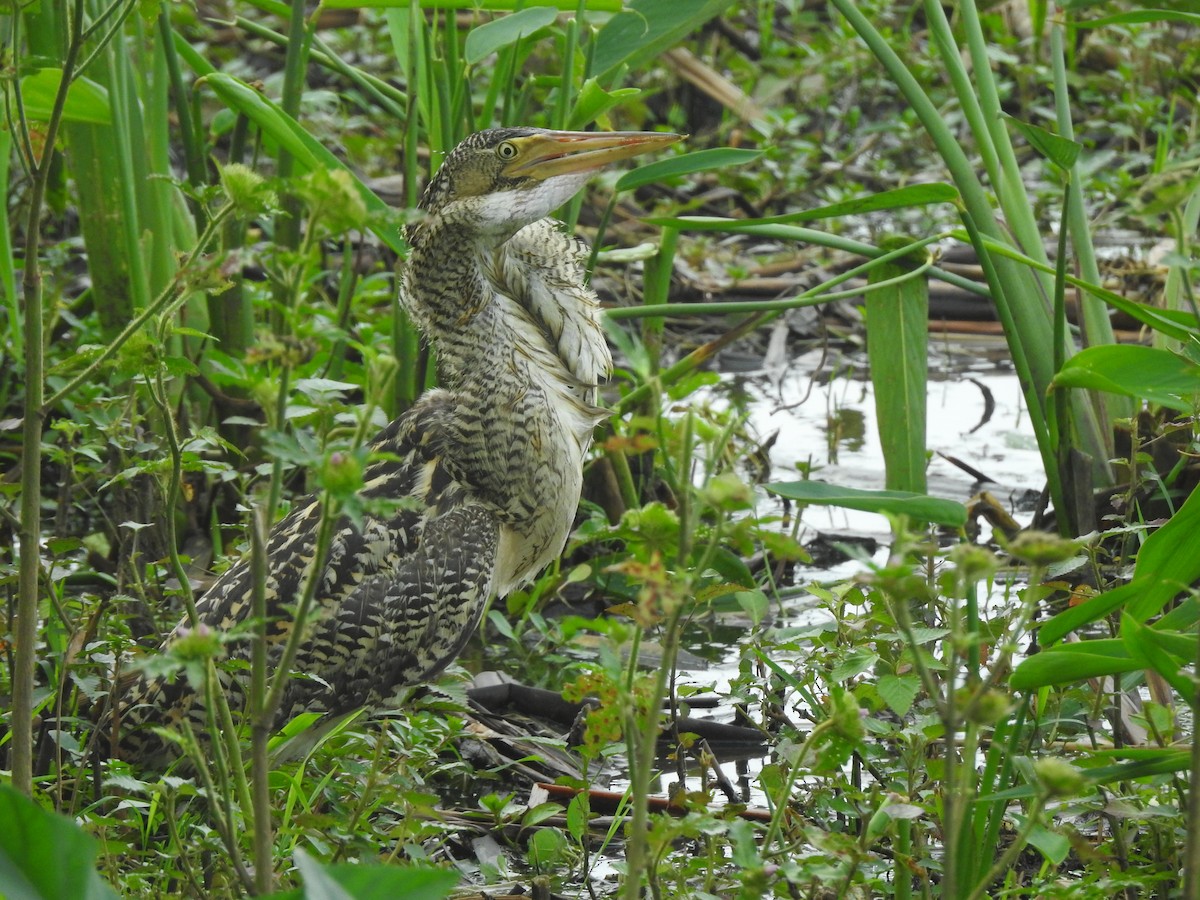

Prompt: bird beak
xmin=502 ymin=130 xmax=684 ymax=180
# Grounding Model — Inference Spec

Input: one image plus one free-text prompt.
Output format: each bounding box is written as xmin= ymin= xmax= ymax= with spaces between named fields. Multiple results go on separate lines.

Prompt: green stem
xmin=963 ymin=795 xmax=1048 ymax=900
xmin=250 ymin=504 xmax=274 ymax=895
xmin=13 ymin=0 xmax=86 ymax=798
xmin=1186 ymin=604 xmax=1200 ymax=896
xmin=272 ymin=0 xmax=314 ymax=310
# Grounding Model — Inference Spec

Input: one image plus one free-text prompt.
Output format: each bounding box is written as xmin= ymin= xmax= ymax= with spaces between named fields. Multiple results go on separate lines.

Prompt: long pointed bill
xmin=502 ymin=130 xmax=684 ymax=180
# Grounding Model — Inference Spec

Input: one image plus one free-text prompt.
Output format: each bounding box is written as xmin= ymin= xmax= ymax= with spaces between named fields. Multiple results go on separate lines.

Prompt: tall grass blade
xmin=866 ymin=239 xmax=928 ymax=494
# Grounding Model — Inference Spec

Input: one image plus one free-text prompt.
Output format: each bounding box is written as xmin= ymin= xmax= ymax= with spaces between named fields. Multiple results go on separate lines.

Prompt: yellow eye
xmin=496 ymin=141 xmax=519 ymax=161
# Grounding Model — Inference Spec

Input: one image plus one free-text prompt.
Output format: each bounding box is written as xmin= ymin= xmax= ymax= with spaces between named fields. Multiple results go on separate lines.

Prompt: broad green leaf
xmin=200 ymin=73 xmax=404 ymax=254
xmin=294 ymin=850 xmax=354 ymax=900
xmin=567 ymin=80 xmax=642 ymax=131
xmin=1005 ymin=115 xmax=1080 ymax=170
xmin=592 ymin=0 xmax=736 ymax=81
xmin=649 ymin=183 xmax=959 ymax=228
xmin=273 ymin=849 xmax=459 ymax=900
xmin=735 ymin=589 xmax=770 ymax=627
xmin=1040 ymin=482 xmax=1200 ymax=643
xmin=20 ymin=69 xmax=111 ymax=125
xmin=866 ymin=238 xmax=928 ymax=493
xmin=566 ymin=792 xmax=589 ymax=842
xmin=830 ymin=648 xmax=879 ymax=683
xmin=876 ymin=674 xmax=920 ymax=716
xmin=615 ymin=148 xmax=761 ymax=192
xmin=1010 ymin=647 xmax=1140 ymax=690
xmin=464 ymin=7 xmax=557 ymax=65
xmin=0 ymin=786 xmax=119 ymax=900
xmin=1025 ymin=822 xmax=1072 ymax=865
xmin=1052 ymin=345 xmax=1200 ymax=412
xmin=764 ymin=480 xmax=968 ymax=527
xmin=1120 ymin=614 xmax=1193 ymax=698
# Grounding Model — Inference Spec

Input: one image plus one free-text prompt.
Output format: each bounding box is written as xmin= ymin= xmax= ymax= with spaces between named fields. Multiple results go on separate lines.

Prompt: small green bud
xmin=321 ymin=449 xmax=364 ymax=497
xmin=829 ymin=686 xmax=865 ymax=743
xmin=1034 ymin=757 xmax=1087 ymax=798
xmin=948 ymin=543 xmax=999 ymax=583
xmin=968 ymin=689 xmax=1011 ymax=725
xmin=701 ymin=471 xmax=754 ymax=510
xmin=297 ymin=167 xmax=368 ymax=235
xmin=170 ymin=623 xmax=223 ymax=662
xmin=220 ymin=162 xmax=276 ymax=215
xmin=1002 ymin=531 xmax=1079 ymax=567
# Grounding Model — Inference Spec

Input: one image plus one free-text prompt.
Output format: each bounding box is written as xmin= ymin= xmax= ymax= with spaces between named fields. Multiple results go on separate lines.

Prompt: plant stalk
xmin=12 ymin=0 xmax=86 ymax=798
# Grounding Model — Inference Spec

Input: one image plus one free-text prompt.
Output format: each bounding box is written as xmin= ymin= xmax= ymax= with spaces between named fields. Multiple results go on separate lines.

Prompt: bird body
xmin=108 ymin=127 xmax=679 ymax=763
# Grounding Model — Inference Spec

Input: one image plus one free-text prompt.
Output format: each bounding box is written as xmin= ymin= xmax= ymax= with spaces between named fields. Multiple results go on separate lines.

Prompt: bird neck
xmin=402 ymin=215 xmax=493 ymax=364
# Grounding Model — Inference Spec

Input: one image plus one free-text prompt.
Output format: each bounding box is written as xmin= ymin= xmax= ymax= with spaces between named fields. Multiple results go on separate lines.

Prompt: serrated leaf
xmin=876 ymin=674 xmax=920 ymax=716
xmin=830 ymin=649 xmax=878 ymax=683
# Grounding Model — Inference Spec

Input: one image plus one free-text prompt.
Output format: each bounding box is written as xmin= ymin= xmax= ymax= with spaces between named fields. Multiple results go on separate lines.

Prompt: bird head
xmin=414 ymin=127 xmax=683 ymax=245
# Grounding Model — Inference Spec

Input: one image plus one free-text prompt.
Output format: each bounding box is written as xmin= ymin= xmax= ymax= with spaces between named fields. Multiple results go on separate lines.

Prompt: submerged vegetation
xmin=2 ymin=0 xmax=1200 ymax=897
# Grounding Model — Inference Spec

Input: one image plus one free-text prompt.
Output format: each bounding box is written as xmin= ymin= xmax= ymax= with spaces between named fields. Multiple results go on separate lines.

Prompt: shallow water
xmin=654 ymin=340 xmax=1044 ymax=781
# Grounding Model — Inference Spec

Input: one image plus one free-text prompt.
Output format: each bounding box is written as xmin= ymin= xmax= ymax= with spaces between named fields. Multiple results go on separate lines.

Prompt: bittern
xmin=110 ymin=127 xmax=681 ymax=764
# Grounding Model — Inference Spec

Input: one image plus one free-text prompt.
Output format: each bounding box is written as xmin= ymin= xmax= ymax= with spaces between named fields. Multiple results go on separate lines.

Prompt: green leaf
xmin=1011 ymin=647 xmax=1139 ymax=691
xmin=20 ymin=69 xmax=111 ymax=125
xmin=876 ymin=674 xmax=920 ymax=717
xmin=615 ymin=148 xmax=761 ymax=192
xmin=1025 ymin=821 xmax=1072 ymax=865
xmin=1005 ymin=115 xmax=1081 ymax=170
xmin=764 ymin=480 xmax=968 ymax=527
xmin=567 ymin=80 xmax=642 ymax=131
xmin=866 ymin=237 xmax=928 ymax=493
xmin=735 ymin=589 xmax=770 ymax=627
xmin=592 ymin=0 xmax=737 ymax=82
xmin=199 ymin=73 xmax=404 ymax=254
xmin=464 ymin=7 xmax=557 ymax=65
xmin=566 ymin=792 xmax=589 ymax=842
xmin=274 ymin=849 xmax=459 ymax=900
xmin=1078 ymin=10 xmax=1200 ymax=27
xmin=1039 ymin=476 xmax=1200 ymax=643
xmin=1052 ymin=345 xmax=1200 ymax=412
xmin=648 ymin=183 xmax=959 ymax=228
xmin=1119 ymin=614 xmax=1194 ymax=698
xmin=830 ymin=648 xmax=878 ymax=683
xmin=0 ymin=785 xmax=119 ymax=900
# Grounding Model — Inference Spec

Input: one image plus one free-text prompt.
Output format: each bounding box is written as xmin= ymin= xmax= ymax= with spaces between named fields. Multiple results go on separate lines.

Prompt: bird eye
xmin=496 ymin=141 xmax=519 ymax=160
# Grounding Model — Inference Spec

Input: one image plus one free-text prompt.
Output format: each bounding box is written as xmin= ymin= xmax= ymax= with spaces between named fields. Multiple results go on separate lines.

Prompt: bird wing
xmin=109 ymin=394 xmax=498 ymax=759
xmin=281 ymin=500 xmax=499 ymax=719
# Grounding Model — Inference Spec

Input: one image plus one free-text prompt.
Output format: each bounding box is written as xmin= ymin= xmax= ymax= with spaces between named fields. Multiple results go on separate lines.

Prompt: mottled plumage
xmin=107 ymin=127 xmax=679 ymax=764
